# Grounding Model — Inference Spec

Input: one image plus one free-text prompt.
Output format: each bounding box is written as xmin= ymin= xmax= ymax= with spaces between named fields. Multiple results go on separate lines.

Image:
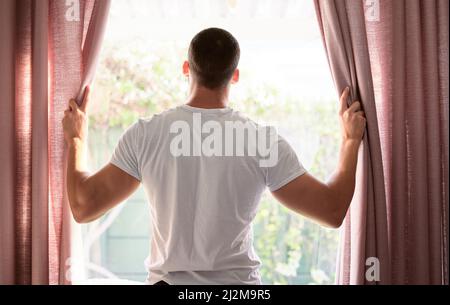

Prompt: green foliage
xmin=89 ymin=44 xmax=340 ymax=284
xmin=90 ymin=43 xmax=187 ymax=129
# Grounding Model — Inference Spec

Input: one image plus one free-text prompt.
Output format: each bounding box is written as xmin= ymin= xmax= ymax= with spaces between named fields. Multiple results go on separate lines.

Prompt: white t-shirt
xmin=110 ymin=105 xmax=306 ymax=285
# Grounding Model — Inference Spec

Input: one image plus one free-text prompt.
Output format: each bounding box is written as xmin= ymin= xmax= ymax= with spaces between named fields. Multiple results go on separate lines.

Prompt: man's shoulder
xmin=233 ymin=111 xmax=259 ymax=124
xmin=227 ymin=110 xmax=271 ymax=130
xmin=137 ymin=107 xmax=181 ymax=125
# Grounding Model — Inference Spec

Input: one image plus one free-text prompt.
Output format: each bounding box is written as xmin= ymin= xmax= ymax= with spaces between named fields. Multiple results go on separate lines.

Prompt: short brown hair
xmin=188 ymin=28 xmax=240 ymax=89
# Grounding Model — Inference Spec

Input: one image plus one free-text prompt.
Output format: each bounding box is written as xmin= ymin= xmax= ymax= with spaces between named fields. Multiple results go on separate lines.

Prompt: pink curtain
xmin=315 ymin=0 xmax=449 ymax=285
xmin=0 ymin=0 xmax=110 ymax=285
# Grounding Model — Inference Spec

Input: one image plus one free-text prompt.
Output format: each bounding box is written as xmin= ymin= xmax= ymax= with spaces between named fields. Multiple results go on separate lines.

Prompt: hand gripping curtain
xmin=314 ymin=0 xmax=449 ymax=285
xmin=0 ymin=0 xmax=110 ymax=285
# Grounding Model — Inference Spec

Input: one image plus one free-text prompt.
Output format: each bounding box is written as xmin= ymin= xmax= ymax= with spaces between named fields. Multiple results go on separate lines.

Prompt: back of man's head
xmin=188 ymin=28 xmax=240 ymax=90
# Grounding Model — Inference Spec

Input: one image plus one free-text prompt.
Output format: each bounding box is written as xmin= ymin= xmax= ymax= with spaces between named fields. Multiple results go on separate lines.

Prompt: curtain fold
xmin=365 ymin=0 xmax=449 ymax=284
xmin=315 ymin=0 xmax=449 ymax=284
xmin=0 ymin=0 xmax=110 ymax=285
xmin=31 ymin=0 xmax=50 ymax=284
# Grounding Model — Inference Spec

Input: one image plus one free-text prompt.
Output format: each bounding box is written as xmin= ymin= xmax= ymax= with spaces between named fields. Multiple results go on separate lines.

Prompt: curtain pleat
xmin=31 ymin=0 xmax=50 ymax=284
xmin=14 ymin=0 xmax=34 ymax=284
xmin=437 ymin=0 xmax=449 ymax=285
xmin=0 ymin=0 xmax=16 ymax=284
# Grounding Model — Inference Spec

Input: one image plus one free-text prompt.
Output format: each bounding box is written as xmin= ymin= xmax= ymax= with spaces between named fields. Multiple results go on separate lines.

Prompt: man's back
xmin=110 ymin=105 xmax=306 ymax=284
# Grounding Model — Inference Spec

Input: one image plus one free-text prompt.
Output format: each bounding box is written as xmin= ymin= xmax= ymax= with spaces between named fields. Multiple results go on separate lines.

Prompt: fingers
xmin=339 ymin=87 xmax=350 ymax=114
xmin=348 ymin=101 xmax=361 ymax=113
xmin=79 ymin=86 xmax=90 ymax=113
xmin=355 ymin=110 xmax=365 ymax=118
xmin=69 ymin=99 xmax=78 ymax=112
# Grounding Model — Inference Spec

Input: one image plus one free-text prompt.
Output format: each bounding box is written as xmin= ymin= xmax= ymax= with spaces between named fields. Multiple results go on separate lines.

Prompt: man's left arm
xmin=62 ymin=87 xmax=140 ymax=223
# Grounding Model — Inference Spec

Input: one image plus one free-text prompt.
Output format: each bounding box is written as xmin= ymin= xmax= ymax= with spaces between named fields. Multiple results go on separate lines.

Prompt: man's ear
xmin=231 ymin=69 xmax=240 ymax=84
xmin=182 ymin=61 xmax=190 ymax=77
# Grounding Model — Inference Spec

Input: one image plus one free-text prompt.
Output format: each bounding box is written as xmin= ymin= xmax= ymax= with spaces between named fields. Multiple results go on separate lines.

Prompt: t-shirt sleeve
xmin=264 ymin=136 xmax=307 ymax=192
xmin=110 ymin=122 xmax=142 ymax=181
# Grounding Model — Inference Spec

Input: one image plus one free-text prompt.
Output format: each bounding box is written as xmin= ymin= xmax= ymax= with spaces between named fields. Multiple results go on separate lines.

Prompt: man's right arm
xmin=271 ymin=88 xmax=366 ymax=228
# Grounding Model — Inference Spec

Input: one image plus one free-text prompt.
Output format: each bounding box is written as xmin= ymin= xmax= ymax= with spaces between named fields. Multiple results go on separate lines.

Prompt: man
xmin=62 ymin=28 xmax=366 ymax=285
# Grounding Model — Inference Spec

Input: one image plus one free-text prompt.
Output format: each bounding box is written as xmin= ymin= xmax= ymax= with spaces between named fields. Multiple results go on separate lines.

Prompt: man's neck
xmin=185 ymin=84 xmax=229 ymax=109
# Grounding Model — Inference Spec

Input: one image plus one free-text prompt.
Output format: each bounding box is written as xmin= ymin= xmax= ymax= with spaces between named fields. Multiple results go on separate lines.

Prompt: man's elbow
xmin=70 ymin=200 xmax=95 ymax=224
xmin=324 ymin=213 xmax=345 ymax=229
xmin=73 ymin=211 xmax=90 ymax=224
xmin=321 ymin=198 xmax=347 ymax=229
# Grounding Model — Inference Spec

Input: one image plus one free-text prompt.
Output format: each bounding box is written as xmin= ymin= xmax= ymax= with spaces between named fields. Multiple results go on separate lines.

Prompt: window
xmin=77 ymin=0 xmax=340 ymax=284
